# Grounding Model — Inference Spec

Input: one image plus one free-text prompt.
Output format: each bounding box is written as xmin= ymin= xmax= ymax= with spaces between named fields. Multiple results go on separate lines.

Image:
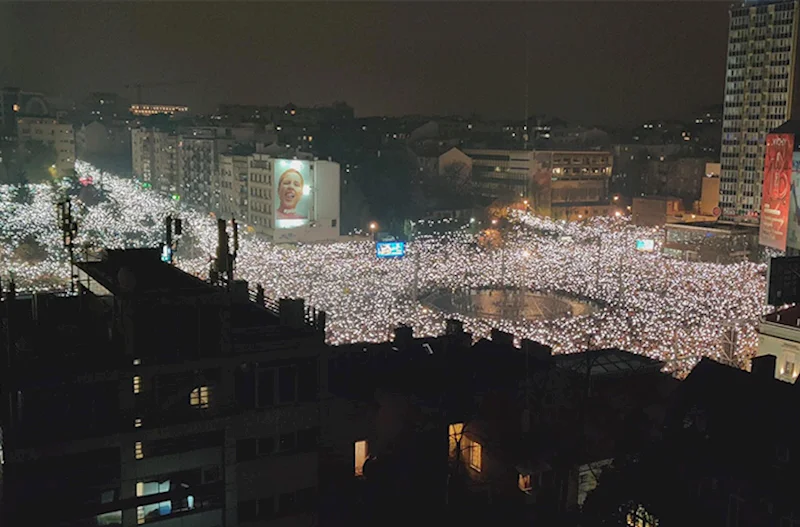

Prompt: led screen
xmin=275 ymin=159 xmax=313 ymax=229
xmin=635 ymin=239 xmax=655 ymax=252
xmin=376 ymin=241 xmax=406 ymax=258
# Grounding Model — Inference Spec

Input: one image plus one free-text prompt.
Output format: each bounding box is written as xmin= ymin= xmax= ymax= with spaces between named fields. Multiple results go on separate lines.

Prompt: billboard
xmin=766 ymin=256 xmax=800 ymax=305
xmin=274 ymin=159 xmax=313 ymax=229
xmin=788 ymin=152 xmax=800 ymax=250
xmin=759 ymin=134 xmax=793 ymax=250
xmin=635 ymin=239 xmax=655 ymax=252
xmin=376 ymin=241 xmax=406 ymax=258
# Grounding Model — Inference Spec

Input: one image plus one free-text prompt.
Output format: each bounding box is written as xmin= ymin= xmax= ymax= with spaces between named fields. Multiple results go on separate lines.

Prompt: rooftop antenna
xmin=58 ymin=200 xmax=78 ymax=294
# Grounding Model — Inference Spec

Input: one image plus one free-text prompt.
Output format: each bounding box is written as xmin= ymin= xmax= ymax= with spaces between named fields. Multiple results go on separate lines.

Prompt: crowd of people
xmin=0 ymin=161 xmax=770 ymax=375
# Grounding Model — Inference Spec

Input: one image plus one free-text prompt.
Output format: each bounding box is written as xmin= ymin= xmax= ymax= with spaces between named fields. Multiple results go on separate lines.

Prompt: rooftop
xmin=76 ymin=248 xmax=216 ymax=296
xmin=763 ymin=304 xmax=800 ymax=328
xmin=553 ymin=348 xmax=664 ymax=377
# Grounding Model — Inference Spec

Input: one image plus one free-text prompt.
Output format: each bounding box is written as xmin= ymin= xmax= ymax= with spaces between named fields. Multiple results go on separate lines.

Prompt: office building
xmin=16 ymin=116 xmax=75 ymax=178
xmin=131 ymin=128 xmax=178 ymax=193
xmin=0 ymin=87 xmax=50 ymax=139
xmin=720 ymin=0 xmax=800 ymax=221
xmin=130 ymin=104 xmax=189 ymax=117
xmin=0 ymin=248 xmax=327 ymax=527
xmin=217 ymin=150 xmax=341 ymax=243
xmin=440 ymin=148 xmax=616 ymax=221
xmin=662 ymin=221 xmax=759 ymax=262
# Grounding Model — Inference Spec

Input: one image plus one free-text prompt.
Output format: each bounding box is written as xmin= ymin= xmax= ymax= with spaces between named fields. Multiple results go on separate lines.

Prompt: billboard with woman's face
xmin=275 ymin=159 xmax=313 ymax=228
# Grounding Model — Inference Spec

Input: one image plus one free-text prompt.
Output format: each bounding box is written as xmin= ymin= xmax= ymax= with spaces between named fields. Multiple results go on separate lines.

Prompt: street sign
xmin=767 ymin=256 xmax=800 ymax=305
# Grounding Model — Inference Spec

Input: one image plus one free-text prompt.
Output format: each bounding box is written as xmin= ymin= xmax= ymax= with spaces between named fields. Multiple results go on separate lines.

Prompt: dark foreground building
xmin=0 ymin=248 xmax=326 ymax=527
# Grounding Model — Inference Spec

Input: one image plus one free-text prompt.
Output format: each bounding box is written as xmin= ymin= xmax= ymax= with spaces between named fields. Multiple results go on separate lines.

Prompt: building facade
xmin=16 ymin=116 xmax=76 ymax=178
xmin=442 ymin=148 xmax=615 ymax=220
xmin=0 ymin=248 xmax=327 ymax=527
xmin=131 ymin=128 xmax=178 ymax=193
xmin=641 ymin=157 xmax=712 ymax=202
xmin=217 ymin=152 xmax=341 ymax=243
xmin=130 ymin=104 xmax=189 ymax=117
xmin=720 ymin=0 xmax=800 ymax=221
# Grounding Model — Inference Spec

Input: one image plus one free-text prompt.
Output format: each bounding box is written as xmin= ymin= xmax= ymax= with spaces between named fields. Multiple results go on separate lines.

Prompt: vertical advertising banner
xmin=274 ymin=159 xmax=313 ymax=229
xmin=759 ymin=134 xmax=794 ymax=251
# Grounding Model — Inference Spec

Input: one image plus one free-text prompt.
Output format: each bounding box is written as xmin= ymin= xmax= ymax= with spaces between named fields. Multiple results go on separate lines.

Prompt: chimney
xmin=522 ymin=339 xmax=552 ymax=361
xmin=279 ymin=298 xmax=306 ymax=329
xmin=394 ymin=325 xmax=413 ymax=348
xmin=751 ymin=354 xmax=777 ymax=379
xmin=445 ymin=318 xmax=464 ymax=336
xmin=491 ymin=328 xmax=514 ymax=346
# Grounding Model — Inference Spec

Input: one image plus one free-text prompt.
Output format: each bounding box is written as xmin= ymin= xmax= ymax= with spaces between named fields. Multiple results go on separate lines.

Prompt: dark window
xmin=238 ymin=500 xmax=257 ymax=522
xmin=147 ymin=432 xmax=222 ymax=458
xmin=297 ymin=427 xmax=319 ymax=451
xmin=278 ymin=366 xmax=297 ymax=403
xmin=257 ymin=497 xmax=275 ymax=519
xmin=279 ymin=432 xmax=296 ymax=452
xmin=296 ymin=487 xmax=317 ymax=512
xmin=278 ymin=492 xmax=296 ymax=515
xmin=297 ymin=360 xmax=318 ymax=402
xmin=258 ymin=436 xmax=275 ymax=456
xmin=236 ymin=439 xmax=257 ymax=462
xmin=257 ymin=369 xmax=275 ymax=407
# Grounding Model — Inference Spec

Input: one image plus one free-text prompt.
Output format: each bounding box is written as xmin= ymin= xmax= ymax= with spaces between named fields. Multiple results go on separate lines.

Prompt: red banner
xmin=760 ymin=134 xmax=794 ymax=251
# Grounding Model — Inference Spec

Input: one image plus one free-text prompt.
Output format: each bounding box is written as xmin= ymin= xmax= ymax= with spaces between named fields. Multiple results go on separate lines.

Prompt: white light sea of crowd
xmin=0 ymin=161 xmax=771 ymax=376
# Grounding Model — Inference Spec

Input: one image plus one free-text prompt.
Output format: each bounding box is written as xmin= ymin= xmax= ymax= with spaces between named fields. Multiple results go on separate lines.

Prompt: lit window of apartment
xmin=134 ymin=418 xmax=142 ymax=428
xmin=518 ymin=473 xmax=532 ymax=493
xmin=133 ymin=375 xmax=141 ymax=394
xmin=448 ymin=423 xmax=464 ymax=458
xmin=135 ymin=441 xmax=144 ymax=460
xmin=354 ymin=440 xmax=368 ymax=476
xmin=190 ymin=386 xmax=209 ymax=408
xmin=626 ymin=504 xmax=659 ymax=527
xmin=468 ymin=439 xmax=482 ymax=472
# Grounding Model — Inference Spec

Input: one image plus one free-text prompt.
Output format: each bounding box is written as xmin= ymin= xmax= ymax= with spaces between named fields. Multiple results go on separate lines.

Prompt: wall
xmin=758 ymin=328 xmax=800 ymax=382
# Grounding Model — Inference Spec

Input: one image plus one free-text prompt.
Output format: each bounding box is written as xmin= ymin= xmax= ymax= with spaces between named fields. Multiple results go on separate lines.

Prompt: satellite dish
xmin=117 ymin=266 xmax=137 ymax=293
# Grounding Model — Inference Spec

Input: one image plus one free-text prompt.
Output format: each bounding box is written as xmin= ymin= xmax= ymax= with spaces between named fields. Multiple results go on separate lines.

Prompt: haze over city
xmin=1 ymin=2 xmax=800 ymax=527
xmin=1 ymin=2 xmax=729 ymax=124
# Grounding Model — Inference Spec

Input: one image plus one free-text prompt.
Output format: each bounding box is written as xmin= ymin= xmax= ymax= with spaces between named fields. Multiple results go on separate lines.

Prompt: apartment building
xmin=0 ymin=248 xmax=327 ymax=527
xmin=440 ymin=148 xmax=615 ymax=221
xmin=720 ymin=0 xmax=800 ymax=221
xmin=16 ymin=116 xmax=76 ymax=178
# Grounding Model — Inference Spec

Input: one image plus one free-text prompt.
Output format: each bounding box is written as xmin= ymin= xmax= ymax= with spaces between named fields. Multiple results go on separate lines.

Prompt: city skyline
xmin=1 ymin=2 xmax=729 ymax=126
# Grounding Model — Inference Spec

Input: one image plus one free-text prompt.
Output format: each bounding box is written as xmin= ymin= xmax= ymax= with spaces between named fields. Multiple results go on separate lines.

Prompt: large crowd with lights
xmin=0 ymin=161 xmax=770 ymax=375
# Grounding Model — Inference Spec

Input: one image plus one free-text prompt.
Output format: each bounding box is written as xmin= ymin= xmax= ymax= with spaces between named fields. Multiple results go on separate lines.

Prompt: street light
xmin=491 ymin=219 xmax=498 ymax=226
xmin=369 ymin=222 xmax=378 ymax=232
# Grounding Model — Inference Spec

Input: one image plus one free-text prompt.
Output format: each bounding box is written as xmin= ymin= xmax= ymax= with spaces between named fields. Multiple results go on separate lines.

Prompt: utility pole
xmin=58 ymin=200 xmax=78 ymax=294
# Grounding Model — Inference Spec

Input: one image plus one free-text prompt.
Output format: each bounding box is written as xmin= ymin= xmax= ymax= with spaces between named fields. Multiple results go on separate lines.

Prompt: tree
xmin=21 ymin=139 xmax=57 ymax=183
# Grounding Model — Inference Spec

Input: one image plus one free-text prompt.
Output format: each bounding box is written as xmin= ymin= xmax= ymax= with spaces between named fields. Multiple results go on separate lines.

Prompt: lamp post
xmin=369 ymin=221 xmax=378 ymax=241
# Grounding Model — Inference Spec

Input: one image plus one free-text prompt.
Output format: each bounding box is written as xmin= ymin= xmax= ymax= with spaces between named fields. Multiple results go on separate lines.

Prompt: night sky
xmin=1 ymin=2 xmax=729 ymax=126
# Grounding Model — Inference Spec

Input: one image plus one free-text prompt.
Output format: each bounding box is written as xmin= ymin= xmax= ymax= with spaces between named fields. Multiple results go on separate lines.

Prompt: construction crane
xmin=123 ymin=80 xmax=195 ymax=105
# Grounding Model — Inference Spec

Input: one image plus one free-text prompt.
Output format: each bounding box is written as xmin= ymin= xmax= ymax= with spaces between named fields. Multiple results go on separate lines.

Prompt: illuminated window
xmin=135 ymin=441 xmax=144 ymax=460
xmin=133 ymin=358 xmax=141 ymax=365
xmin=448 ymin=423 xmax=464 ymax=458
xmin=468 ymin=440 xmax=482 ymax=472
xmin=518 ymin=473 xmax=532 ymax=493
xmin=626 ymin=504 xmax=659 ymax=527
xmin=190 ymin=386 xmax=210 ymax=408
xmin=354 ymin=440 xmax=368 ymax=476
xmin=133 ymin=376 xmax=141 ymax=394
xmin=134 ymin=418 xmax=142 ymax=428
